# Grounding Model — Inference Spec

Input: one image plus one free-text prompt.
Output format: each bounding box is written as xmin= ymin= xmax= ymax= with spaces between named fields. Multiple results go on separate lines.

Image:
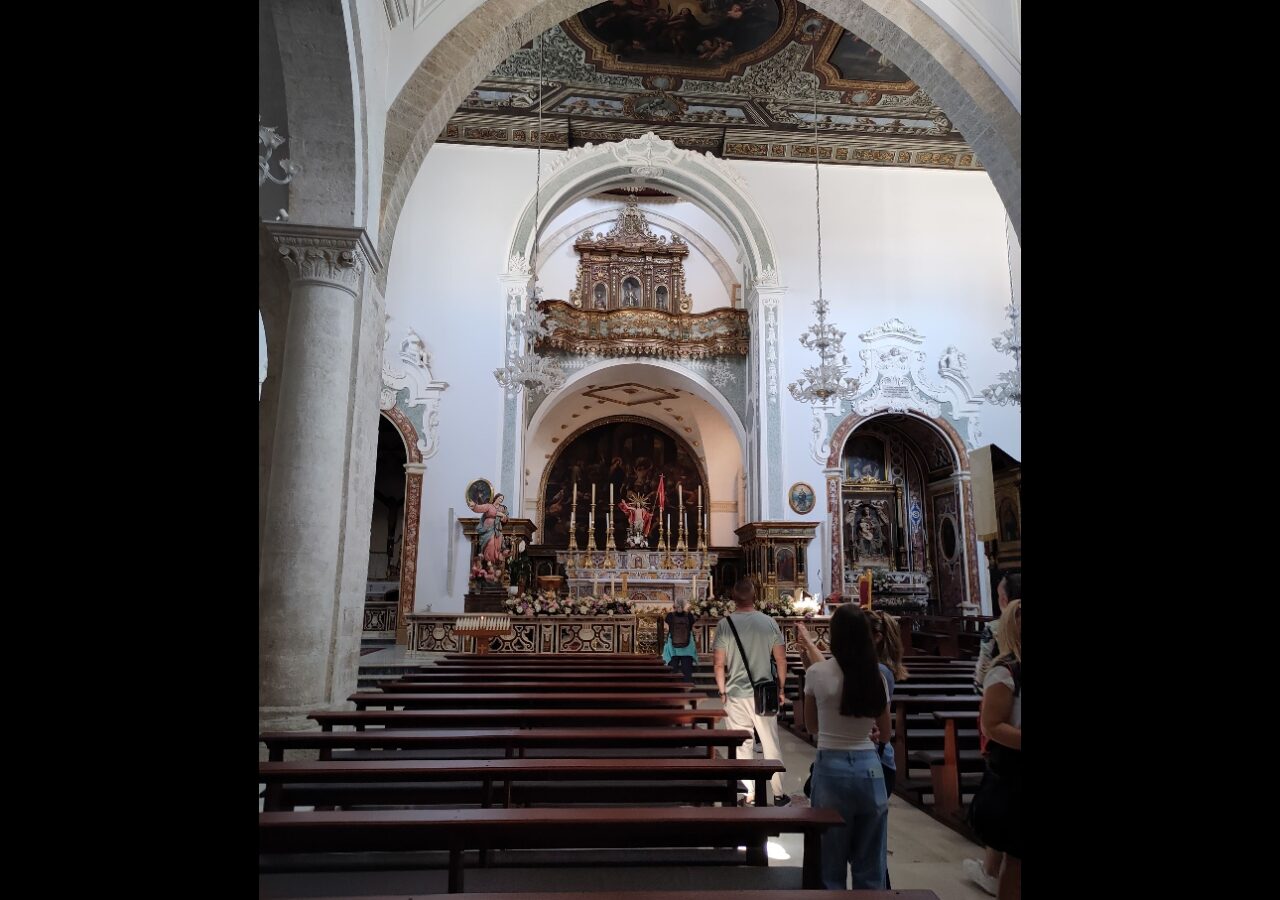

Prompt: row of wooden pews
xmin=261 ymin=650 xmax=934 ymax=896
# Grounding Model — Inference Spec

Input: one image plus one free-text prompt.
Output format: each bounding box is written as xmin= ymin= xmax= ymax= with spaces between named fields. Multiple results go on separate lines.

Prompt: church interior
xmin=260 ymin=1 xmax=1021 ymax=897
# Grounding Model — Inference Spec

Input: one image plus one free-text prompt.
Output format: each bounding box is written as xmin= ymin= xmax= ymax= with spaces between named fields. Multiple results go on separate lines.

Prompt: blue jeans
xmin=810 ymin=748 xmax=888 ymax=889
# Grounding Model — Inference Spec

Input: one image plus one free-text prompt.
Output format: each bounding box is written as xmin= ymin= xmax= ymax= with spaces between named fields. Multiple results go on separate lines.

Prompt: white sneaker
xmin=963 ymin=858 xmax=998 ymax=896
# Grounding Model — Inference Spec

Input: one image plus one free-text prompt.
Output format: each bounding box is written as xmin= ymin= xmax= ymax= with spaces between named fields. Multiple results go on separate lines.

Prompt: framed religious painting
xmin=788 ymin=482 xmax=816 ymax=515
xmin=465 ymin=478 xmax=494 ymax=507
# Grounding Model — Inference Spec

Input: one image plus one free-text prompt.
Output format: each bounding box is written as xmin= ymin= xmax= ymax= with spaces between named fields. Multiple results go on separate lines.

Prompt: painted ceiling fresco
xmin=439 ymin=0 xmax=978 ymax=171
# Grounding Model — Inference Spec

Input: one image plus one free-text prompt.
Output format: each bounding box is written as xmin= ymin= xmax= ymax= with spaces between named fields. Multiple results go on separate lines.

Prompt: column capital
xmin=265 ymin=223 xmax=382 ymax=294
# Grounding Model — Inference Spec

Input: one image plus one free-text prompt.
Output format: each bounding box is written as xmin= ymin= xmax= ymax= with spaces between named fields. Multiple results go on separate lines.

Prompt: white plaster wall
xmin=383 ymin=142 xmax=561 ymax=613
xmin=537 ymin=197 xmax=736 ymax=309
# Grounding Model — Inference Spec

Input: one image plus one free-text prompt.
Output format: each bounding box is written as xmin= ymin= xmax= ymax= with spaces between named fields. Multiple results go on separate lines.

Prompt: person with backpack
xmin=968 ymin=598 xmax=1022 ymax=900
xmin=662 ymin=597 xmax=699 ymax=682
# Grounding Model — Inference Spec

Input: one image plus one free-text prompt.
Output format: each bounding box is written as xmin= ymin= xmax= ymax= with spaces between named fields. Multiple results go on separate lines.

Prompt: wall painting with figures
xmin=541 ymin=417 xmax=708 ymax=551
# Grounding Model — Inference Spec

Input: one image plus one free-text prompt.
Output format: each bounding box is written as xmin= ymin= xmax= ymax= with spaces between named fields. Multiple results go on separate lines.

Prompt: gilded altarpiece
xmin=567 ymin=196 xmax=691 ymax=312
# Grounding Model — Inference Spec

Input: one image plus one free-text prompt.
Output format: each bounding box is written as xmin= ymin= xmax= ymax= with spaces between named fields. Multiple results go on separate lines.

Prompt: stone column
xmin=823 ymin=466 xmax=843 ymax=598
xmin=260 ymin=223 xmax=380 ymax=729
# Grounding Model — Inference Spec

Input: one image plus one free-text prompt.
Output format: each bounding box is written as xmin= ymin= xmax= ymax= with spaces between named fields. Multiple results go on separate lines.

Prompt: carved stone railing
xmin=362 ymin=602 xmax=398 ymax=637
xmin=538 ymin=300 xmax=748 ymax=360
xmin=407 ymin=613 xmax=638 ymax=655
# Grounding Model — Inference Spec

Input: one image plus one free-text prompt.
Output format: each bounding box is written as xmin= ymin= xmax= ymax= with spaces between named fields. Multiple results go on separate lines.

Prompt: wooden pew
xmin=890 ymin=695 xmax=981 ymax=782
xmin=310 ymin=708 xmax=727 ymax=731
xmin=928 ymin=709 xmax=984 ymax=820
xmin=259 ymin=757 xmax=787 ymax=811
xmin=378 ymin=680 xmax=696 ymax=693
xmin=258 ymin=806 xmax=845 ymax=891
xmin=260 ymin=727 xmax=753 ymax=762
xmin=350 ymin=892 xmax=941 ymax=900
xmin=349 ymin=692 xmax=700 ymax=711
xmin=441 ymin=653 xmax=660 ymax=661
xmin=402 ymin=670 xmax=683 ymax=682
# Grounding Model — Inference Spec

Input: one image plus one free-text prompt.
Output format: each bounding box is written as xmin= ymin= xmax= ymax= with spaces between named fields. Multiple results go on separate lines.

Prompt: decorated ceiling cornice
xmin=441 ymin=2 xmax=978 ymax=172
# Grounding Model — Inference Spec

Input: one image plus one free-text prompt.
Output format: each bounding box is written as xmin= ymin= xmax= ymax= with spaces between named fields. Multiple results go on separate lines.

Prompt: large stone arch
xmin=377 ymin=0 xmax=1021 ymax=290
xmin=267 ymin=0 xmax=367 ymax=228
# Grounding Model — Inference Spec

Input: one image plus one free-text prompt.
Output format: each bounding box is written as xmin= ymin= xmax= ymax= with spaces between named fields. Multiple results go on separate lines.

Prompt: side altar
xmin=555 ymin=548 xmax=718 ymax=608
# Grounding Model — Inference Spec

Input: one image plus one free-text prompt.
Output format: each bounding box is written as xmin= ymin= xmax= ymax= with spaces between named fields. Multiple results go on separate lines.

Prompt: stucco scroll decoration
xmin=815 ymin=318 xmax=985 ymax=452
xmin=381 ymin=326 xmax=450 ymax=460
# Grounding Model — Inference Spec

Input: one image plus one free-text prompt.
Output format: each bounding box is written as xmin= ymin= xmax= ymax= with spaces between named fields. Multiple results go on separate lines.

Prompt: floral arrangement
xmin=757 ymin=593 xmax=796 ymax=617
xmin=871 ymin=595 xmax=928 ymax=615
xmin=689 ymin=596 xmax=734 ymax=619
xmin=503 ymin=591 xmax=635 ymax=616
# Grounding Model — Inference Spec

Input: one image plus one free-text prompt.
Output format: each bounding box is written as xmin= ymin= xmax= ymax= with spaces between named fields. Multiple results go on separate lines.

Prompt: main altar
xmin=555 ymin=547 xmax=718 ymax=608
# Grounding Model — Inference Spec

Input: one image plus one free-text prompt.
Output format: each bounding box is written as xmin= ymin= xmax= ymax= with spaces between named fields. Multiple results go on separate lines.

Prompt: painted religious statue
xmin=468 ymin=492 xmax=510 ymax=566
xmin=617 ymin=491 xmax=655 ymax=549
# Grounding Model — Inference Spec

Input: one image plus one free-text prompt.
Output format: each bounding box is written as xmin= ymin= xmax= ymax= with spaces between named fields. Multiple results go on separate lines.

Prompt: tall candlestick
xmin=698 ymin=485 xmax=702 ymax=508
xmin=679 ymin=483 xmax=683 ymax=511
xmin=592 ymin=483 xmax=596 ymax=506
xmin=610 ymin=483 xmax=614 ymax=509
xmin=573 ymin=483 xmax=577 ymax=505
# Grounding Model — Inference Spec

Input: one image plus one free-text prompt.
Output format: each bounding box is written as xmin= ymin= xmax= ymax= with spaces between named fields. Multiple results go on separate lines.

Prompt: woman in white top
xmin=968 ymin=598 xmax=1021 ymax=900
xmin=802 ymin=604 xmax=892 ymax=889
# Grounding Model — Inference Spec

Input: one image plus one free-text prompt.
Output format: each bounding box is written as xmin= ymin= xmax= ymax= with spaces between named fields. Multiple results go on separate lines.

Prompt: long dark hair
xmin=828 ymin=604 xmax=887 ymax=718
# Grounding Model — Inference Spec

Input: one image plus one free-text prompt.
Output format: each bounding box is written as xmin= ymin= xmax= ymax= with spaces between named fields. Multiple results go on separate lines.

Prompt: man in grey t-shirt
xmin=713 ymin=578 xmax=789 ymax=805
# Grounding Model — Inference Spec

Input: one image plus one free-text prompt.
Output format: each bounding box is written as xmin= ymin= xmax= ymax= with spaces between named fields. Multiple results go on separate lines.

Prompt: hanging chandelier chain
xmin=814 ymin=79 xmax=823 ymax=316
xmin=531 ymin=30 xmax=543 ymax=296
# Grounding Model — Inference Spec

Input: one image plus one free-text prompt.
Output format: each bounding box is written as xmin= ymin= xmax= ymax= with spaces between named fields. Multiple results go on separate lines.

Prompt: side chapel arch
xmin=825 ymin=408 xmax=980 ymax=610
xmin=378 ymin=407 xmax=424 ymax=645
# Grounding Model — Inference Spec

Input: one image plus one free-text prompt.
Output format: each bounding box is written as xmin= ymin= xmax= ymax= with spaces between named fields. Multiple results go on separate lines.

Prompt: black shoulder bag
xmin=725 ymin=614 xmax=780 ymax=715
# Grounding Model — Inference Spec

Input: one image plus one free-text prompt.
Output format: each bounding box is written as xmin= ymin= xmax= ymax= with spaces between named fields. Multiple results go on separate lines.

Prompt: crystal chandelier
xmin=981 ymin=301 xmax=1021 ymax=406
xmin=494 ymin=31 xmax=565 ymax=397
xmin=259 ymin=115 xmax=301 ymax=187
xmin=788 ymin=82 xmax=859 ymax=407
xmin=981 ymin=221 xmax=1021 ymax=406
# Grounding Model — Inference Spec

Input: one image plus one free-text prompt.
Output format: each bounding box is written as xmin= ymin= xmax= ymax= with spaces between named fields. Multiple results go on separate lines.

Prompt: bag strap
xmin=724 ymin=614 xmax=757 ymax=685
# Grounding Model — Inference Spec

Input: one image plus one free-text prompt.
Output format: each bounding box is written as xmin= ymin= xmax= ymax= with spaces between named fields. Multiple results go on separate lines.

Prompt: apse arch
xmin=528 ymin=357 xmax=747 ymax=450
xmin=505 ymin=133 xmax=779 ymax=286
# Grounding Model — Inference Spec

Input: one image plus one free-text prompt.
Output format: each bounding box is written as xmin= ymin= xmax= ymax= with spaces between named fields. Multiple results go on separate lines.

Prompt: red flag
xmin=656 ymin=474 xmax=666 ymax=518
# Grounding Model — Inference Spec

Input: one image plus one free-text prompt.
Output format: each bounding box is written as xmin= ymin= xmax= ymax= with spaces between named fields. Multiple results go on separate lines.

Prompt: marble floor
xmin=272 ymin=647 xmax=994 ymax=899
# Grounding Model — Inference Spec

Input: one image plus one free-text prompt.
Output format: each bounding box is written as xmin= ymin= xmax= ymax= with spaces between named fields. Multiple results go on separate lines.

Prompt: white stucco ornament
xmin=824 ymin=318 xmax=985 ymax=451
xmin=382 ymin=325 xmax=450 ymax=459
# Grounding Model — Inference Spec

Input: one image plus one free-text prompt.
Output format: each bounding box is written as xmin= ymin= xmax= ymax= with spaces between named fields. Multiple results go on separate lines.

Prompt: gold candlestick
xmin=568 ymin=492 xmax=579 ymax=552
xmin=657 ymin=516 xmax=667 ymax=553
xmin=661 ymin=513 xmax=674 ymax=570
xmin=583 ymin=501 xmax=597 ymax=568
